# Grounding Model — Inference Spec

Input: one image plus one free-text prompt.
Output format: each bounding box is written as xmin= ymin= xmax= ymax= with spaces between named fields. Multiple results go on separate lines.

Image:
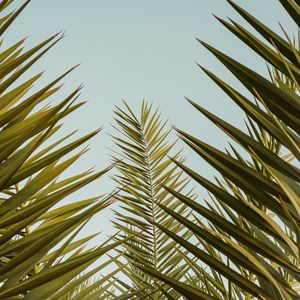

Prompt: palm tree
xmin=0 ymin=1 xmax=122 ymax=299
xmin=123 ymin=1 xmax=300 ymax=299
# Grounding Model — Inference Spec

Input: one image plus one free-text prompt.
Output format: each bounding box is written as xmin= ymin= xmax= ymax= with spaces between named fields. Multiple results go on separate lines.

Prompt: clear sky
xmin=5 ymin=1 xmax=297 ymax=239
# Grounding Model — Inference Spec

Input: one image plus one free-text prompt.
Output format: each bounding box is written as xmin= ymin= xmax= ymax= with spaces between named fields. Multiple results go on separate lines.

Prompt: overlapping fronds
xmin=132 ymin=1 xmax=300 ymax=299
xmin=111 ymin=100 xmax=196 ymax=299
xmin=0 ymin=1 xmax=121 ymax=299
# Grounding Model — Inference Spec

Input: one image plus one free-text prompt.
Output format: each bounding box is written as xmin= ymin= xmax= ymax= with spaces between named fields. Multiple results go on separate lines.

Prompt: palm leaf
xmin=135 ymin=1 xmax=300 ymax=299
xmin=0 ymin=1 xmax=119 ymax=298
xmin=111 ymin=100 xmax=198 ymax=299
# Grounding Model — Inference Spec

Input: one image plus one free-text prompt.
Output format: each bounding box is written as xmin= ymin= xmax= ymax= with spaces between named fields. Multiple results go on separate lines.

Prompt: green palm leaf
xmin=111 ymin=100 xmax=201 ymax=299
xmin=134 ymin=1 xmax=300 ymax=299
xmin=0 ymin=1 xmax=120 ymax=298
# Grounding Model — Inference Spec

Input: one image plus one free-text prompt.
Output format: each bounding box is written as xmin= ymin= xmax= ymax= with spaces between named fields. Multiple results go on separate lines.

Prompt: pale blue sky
xmin=5 ymin=1 xmax=297 ymax=238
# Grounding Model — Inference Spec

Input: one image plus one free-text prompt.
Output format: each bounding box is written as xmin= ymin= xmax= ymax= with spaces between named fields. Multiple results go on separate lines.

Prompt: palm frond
xmin=0 ymin=1 xmax=119 ymax=298
xmin=133 ymin=1 xmax=300 ymax=299
xmin=111 ymin=100 xmax=200 ymax=299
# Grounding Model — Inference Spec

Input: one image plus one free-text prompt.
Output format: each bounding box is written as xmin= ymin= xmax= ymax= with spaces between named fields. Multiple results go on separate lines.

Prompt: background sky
xmin=4 ymin=1 xmax=297 ymax=241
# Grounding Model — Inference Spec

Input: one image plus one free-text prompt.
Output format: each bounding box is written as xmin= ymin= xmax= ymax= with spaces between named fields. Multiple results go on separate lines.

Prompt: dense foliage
xmin=0 ymin=0 xmax=299 ymax=299
xmin=0 ymin=1 xmax=122 ymax=299
xmin=130 ymin=1 xmax=300 ymax=299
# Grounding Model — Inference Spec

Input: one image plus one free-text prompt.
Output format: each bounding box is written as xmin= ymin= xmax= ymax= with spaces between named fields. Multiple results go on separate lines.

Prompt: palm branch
xmin=110 ymin=100 xmax=197 ymax=299
xmin=131 ymin=1 xmax=300 ymax=299
xmin=0 ymin=1 xmax=121 ymax=299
